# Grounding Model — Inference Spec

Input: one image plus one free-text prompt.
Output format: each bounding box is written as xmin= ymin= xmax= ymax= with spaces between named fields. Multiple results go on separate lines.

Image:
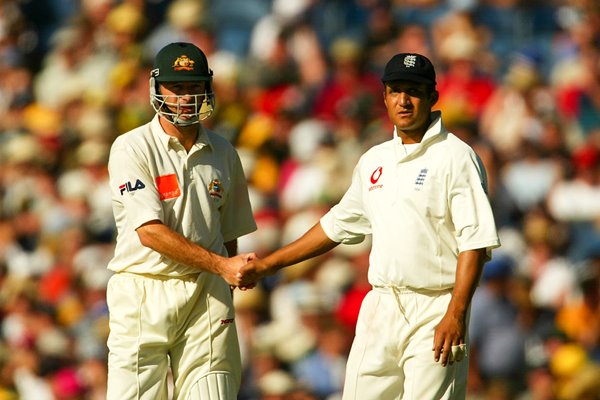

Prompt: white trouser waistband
xmin=372 ymin=284 xmax=453 ymax=325
xmin=115 ymin=271 xmax=202 ymax=282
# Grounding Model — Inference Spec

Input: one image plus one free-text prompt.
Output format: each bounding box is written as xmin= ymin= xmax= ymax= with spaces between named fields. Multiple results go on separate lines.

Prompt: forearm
xmin=136 ymin=220 xmax=226 ymax=275
xmin=236 ymin=221 xmax=340 ymax=286
xmin=447 ymin=249 xmax=487 ymax=318
xmin=263 ymin=222 xmax=339 ymax=272
xmin=433 ymin=248 xmax=486 ymax=365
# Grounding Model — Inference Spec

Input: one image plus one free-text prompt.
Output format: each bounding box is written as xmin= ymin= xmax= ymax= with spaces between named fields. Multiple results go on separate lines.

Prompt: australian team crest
xmin=172 ymin=55 xmax=195 ymax=71
xmin=208 ymin=178 xmax=223 ymax=199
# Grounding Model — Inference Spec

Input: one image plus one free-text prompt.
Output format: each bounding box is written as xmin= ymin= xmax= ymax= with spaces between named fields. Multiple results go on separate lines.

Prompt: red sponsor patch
xmin=370 ymin=166 xmax=383 ymax=184
xmin=156 ymin=174 xmax=181 ymax=200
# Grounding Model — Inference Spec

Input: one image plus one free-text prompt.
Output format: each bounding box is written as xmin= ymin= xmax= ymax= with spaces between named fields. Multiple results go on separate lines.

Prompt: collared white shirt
xmin=107 ymin=115 xmax=256 ymax=276
xmin=320 ymin=111 xmax=500 ymax=290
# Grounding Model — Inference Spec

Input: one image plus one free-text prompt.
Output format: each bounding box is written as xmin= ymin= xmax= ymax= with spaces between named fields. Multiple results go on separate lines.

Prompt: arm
xmin=237 ymin=222 xmax=339 ymax=286
xmin=137 ymin=220 xmax=253 ymax=285
xmin=433 ymin=248 xmax=486 ymax=366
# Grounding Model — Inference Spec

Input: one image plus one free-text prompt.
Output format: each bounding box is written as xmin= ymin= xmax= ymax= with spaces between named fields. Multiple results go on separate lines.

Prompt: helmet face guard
xmin=149 ymin=42 xmax=216 ymax=126
xmin=150 ymin=75 xmax=215 ymax=126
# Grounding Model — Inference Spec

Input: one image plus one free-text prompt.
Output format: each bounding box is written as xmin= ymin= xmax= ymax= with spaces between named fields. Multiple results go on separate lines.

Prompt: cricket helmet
xmin=150 ymin=42 xmax=215 ymax=126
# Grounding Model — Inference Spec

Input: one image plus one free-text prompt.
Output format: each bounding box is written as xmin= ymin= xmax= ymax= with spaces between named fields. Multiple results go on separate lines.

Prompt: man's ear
xmin=430 ymin=90 xmax=439 ymax=105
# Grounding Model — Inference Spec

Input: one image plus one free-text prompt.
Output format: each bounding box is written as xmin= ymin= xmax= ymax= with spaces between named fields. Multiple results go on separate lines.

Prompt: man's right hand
xmin=237 ymin=258 xmax=274 ymax=288
xmin=218 ymin=252 xmax=256 ymax=287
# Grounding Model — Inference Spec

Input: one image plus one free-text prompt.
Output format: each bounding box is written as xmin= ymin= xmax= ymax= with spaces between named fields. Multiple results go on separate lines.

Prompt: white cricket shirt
xmin=320 ymin=111 xmax=500 ymax=290
xmin=107 ymin=115 xmax=257 ymax=276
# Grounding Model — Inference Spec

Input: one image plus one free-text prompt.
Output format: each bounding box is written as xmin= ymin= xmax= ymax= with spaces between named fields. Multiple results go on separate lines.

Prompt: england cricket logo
xmin=415 ymin=168 xmax=428 ymax=190
xmin=404 ymin=55 xmax=417 ymax=68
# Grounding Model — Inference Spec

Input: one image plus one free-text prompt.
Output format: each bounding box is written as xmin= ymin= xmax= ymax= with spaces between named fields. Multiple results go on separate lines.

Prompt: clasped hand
xmin=220 ymin=253 xmax=271 ymax=290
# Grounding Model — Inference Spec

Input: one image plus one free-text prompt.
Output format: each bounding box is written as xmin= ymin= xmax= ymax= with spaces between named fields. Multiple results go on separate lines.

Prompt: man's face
xmin=383 ymin=81 xmax=437 ymax=135
xmin=157 ymin=81 xmax=209 ymax=124
xmin=159 ymin=81 xmax=207 ymax=108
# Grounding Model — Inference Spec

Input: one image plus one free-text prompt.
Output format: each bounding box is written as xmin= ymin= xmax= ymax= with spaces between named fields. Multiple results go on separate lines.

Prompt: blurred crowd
xmin=1 ymin=0 xmax=600 ymax=399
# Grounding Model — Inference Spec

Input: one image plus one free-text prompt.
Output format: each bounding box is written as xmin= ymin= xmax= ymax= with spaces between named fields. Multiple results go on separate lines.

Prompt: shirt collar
xmin=393 ymin=110 xmax=444 ymax=144
xmin=421 ymin=110 xmax=445 ymax=143
xmin=150 ymin=114 xmax=214 ymax=152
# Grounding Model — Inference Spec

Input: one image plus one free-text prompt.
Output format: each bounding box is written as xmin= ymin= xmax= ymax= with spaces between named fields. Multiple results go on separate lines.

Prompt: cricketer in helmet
xmin=150 ymin=42 xmax=215 ymax=126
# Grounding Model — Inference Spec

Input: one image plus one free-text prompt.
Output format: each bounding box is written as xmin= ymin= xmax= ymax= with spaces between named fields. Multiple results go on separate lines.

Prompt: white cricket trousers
xmin=106 ymin=272 xmax=241 ymax=400
xmin=342 ymin=286 xmax=469 ymax=400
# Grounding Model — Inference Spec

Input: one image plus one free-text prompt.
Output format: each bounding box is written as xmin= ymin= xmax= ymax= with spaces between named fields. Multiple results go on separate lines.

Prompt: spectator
xmin=469 ymin=254 xmax=526 ymax=396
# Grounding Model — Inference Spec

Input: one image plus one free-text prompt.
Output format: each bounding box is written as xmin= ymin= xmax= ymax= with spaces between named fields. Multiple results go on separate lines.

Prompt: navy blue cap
xmin=381 ymin=53 xmax=436 ymax=86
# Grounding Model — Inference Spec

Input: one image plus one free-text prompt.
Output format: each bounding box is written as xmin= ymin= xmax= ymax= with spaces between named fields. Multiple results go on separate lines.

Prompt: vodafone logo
xmin=369 ymin=167 xmax=383 ymax=191
xmin=370 ymin=167 xmax=383 ymax=184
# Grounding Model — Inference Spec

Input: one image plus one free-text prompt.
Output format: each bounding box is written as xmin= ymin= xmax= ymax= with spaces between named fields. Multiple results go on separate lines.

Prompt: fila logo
xmin=119 ymin=179 xmax=146 ymax=195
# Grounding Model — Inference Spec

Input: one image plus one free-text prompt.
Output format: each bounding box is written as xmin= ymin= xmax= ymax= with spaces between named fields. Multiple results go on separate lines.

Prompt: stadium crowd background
xmin=1 ymin=0 xmax=600 ymax=399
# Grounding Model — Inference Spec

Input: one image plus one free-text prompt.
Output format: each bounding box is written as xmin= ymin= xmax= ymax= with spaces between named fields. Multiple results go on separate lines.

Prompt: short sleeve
xmin=108 ymin=138 xmax=164 ymax=230
xmin=320 ymin=162 xmax=371 ymax=244
xmin=449 ymin=150 xmax=500 ymax=254
xmin=219 ymin=149 xmax=257 ymax=242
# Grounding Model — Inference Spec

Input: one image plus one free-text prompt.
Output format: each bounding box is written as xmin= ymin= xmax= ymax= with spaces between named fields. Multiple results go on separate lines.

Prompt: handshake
xmin=220 ymin=252 xmax=273 ymax=290
xmin=219 ymin=223 xmax=337 ymax=290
